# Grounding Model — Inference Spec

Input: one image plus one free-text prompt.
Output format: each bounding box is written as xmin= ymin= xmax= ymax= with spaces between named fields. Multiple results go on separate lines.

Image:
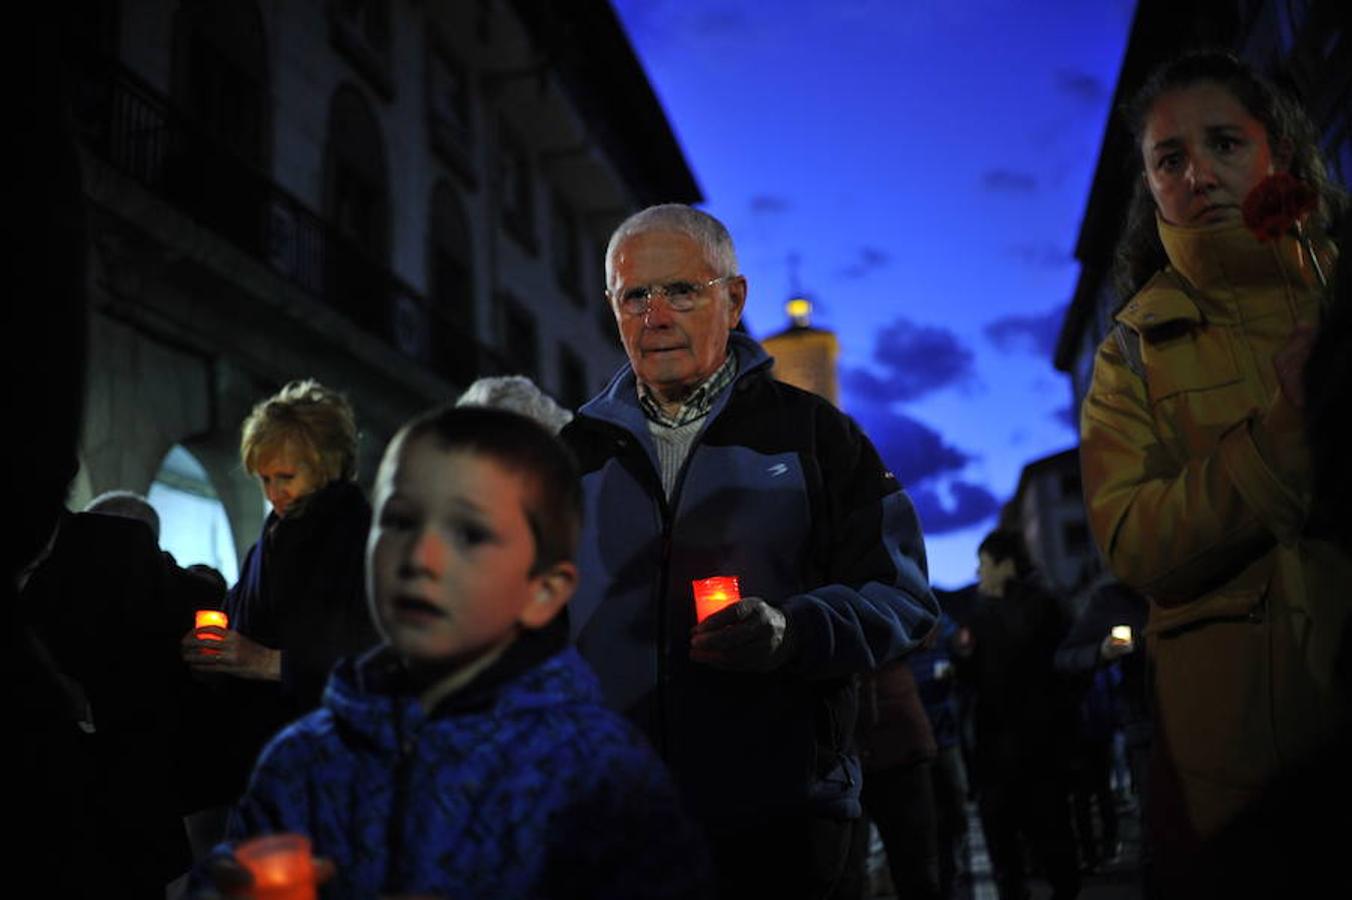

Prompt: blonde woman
xmin=181 ymin=379 xmax=376 ymax=715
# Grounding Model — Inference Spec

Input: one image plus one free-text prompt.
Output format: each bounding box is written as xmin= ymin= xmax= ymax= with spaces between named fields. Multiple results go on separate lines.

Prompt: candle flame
xmin=692 ymin=576 xmax=741 ymax=623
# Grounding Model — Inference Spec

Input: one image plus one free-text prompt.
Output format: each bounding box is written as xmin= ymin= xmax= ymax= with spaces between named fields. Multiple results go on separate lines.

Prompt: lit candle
xmin=195 ymin=609 xmax=228 ymax=638
xmin=235 ymin=833 xmax=316 ymax=900
xmin=692 ymin=576 xmax=741 ymax=623
xmin=1111 ymin=625 xmax=1132 ymax=644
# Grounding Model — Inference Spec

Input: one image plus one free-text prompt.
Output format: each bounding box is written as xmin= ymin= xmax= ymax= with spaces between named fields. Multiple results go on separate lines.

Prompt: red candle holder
xmin=195 ymin=609 xmax=228 ymax=638
xmin=235 ymin=833 xmax=317 ymax=900
xmin=692 ymin=576 xmax=740 ymax=623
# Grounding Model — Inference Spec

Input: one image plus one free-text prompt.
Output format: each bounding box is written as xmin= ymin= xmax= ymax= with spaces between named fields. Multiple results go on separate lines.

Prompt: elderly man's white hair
xmin=85 ymin=489 xmax=160 ymax=542
xmin=604 ymin=204 xmax=739 ymax=290
xmin=455 ymin=375 xmax=574 ymax=434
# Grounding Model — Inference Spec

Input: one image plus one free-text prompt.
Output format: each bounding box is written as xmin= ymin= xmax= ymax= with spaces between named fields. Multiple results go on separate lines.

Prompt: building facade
xmin=761 ymin=298 xmax=841 ymax=407
xmin=1001 ymin=448 xmax=1097 ymax=602
xmin=59 ymin=0 xmax=698 ymax=572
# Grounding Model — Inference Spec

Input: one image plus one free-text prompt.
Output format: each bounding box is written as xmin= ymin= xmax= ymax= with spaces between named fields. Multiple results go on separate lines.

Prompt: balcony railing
xmin=67 ymin=49 xmax=507 ymax=388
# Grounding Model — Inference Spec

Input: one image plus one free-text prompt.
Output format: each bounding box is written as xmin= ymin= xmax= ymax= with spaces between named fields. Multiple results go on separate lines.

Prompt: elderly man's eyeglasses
xmin=608 ymin=275 xmax=738 ymax=317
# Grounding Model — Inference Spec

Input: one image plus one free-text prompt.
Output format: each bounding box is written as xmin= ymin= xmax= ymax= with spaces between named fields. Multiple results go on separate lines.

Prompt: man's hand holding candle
xmin=690 ymin=597 xmax=797 ymax=672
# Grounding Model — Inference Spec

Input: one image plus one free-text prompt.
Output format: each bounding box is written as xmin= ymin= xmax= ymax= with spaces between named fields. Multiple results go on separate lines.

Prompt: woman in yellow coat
xmin=1078 ymin=51 xmax=1347 ymax=890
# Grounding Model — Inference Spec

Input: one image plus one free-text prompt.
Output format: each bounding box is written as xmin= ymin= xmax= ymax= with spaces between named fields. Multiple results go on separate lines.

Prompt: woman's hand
xmin=199 ymin=853 xmax=337 ymax=898
xmin=181 ymin=626 xmax=282 ymax=681
xmin=1273 ymin=323 xmax=1317 ymax=410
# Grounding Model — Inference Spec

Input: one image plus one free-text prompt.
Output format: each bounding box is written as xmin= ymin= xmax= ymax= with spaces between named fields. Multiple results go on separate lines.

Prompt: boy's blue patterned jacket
xmin=224 ymin=637 xmax=713 ymax=899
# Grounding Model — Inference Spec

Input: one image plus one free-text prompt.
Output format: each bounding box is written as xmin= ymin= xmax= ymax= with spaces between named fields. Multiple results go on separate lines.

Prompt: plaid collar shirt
xmin=637 ymin=351 xmax=738 ymax=428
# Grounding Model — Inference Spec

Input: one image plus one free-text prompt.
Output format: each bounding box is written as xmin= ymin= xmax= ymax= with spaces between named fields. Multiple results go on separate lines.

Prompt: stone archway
xmin=147 ymin=443 xmax=240 ymax=582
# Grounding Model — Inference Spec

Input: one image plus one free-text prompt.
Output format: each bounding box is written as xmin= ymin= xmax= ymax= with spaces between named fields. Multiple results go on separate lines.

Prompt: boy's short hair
xmin=383 ymin=405 xmax=581 ymax=575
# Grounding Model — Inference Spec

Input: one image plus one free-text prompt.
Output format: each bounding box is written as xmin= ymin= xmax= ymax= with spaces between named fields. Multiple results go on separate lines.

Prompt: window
xmin=329 ymin=0 xmax=393 ymax=98
xmin=503 ymin=298 xmax=539 ymax=379
xmin=184 ymin=32 xmax=265 ymax=165
xmin=496 ymin=119 xmax=535 ymax=252
xmin=559 ymin=344 xmax=588 ymax=411
xmin=323 ymin=85 xmax=390 ymax=330
xmin=1059 ymin=469 xmax=1081 ymax=500
xmin=429 ymin=181 xmax=476 ymax=335
xmin=324 ymin=86 xmax=389 ymax=258
xmin=1062 ymin=520 xmax=1090 ymax=554
xmin=427 ymin=32 xmax=475 ymax=181
xmin=551 ymin=192 xmax=582 ymax=303
xmin=167 ymin=1 xmax=270 ymax=252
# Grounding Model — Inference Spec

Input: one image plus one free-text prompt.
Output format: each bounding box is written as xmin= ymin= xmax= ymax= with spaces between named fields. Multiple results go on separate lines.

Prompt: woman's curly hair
xmin=240 ymin=379 xmax=359 ymax=484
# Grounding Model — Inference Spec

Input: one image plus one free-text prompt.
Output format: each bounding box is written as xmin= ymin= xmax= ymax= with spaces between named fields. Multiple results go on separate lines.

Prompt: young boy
xmin=216 ymin=406 xmax=712 ymax=898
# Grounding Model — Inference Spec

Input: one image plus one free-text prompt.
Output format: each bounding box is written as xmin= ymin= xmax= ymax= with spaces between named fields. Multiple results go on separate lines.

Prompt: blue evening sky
xmin=611 ymin=0 xmax=1136 ymax=588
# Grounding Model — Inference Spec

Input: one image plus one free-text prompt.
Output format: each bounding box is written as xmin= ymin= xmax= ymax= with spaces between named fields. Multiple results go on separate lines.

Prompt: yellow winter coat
xmin=1080 ymin=214 xmax=1348 ymax=842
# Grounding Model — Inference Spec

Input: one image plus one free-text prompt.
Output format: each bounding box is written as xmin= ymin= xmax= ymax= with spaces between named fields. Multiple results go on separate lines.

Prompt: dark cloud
xmin=861 ymin=246 xmax=889 ymax=266
xmin=909 ymin=480 xmax=1002 ymax=535
xmin=982 ymin=169 xmax=1038 ymax=193
xmin=837 ymin=245 xmax=891 ymax=279
xmin=1056 ymin=69 xmax=1107 ymax=104
xmin=853 ymin=407 xmax=972 ymax=486
xmin=848 ymin=401 xmax=999 ymax=534
xmin=1008 ymin=241 xmax=1071 ymax=268
xmin=983 ymin=303 xmax=1068 ymax=357
xmin=842 ymin=318 xmax=976 ymax=403
xmin=750 ymin=194 xmax=790 ymax=215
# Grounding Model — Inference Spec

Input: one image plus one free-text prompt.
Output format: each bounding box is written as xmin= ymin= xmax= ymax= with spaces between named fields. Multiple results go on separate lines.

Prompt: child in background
xmin=213 ymin=406 xmax=711 ymax=899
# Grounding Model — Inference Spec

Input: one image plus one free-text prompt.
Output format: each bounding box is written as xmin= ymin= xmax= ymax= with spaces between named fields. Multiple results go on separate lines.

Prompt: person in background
xmin=84 ymin=489 xmax=223 ymax=616
xmin=85 ymin=489 xmax=161 ymax=541
xmin=911 ymin=612 xmax=970 ymax=899
xmin=1078 ymin=50 xmax=1349 ymax=893
xmin=21 ymin=505 xmax=198 ymax=895
xmin=1056 ymin=578 xmax=1150 ymax=889
xmin=844 ymin=658 xmax=941 ymax=900
xmin=456 ymin=374 xmax=575 ymax=434
xmin=562 ymin=203 xmax=938 ymax=898
xmin=180 ymin=379 xmax=378 ymax=798
xmin=956 ymin=529 xmax=1080 ymax=900
xmin=206 ymin=406 xmax=712 ymax=898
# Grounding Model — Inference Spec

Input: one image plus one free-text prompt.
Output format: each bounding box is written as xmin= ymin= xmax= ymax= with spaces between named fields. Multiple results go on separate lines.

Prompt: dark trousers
xmin=1070 ymin=738 xmax=1119 ymax=866
xmin=931 ymin=745 xmax=970 ymax=898
xmin=864 ymin=759 xmax=941 ymax=899
xmin=710 ymin=813 xmax=853 ymax=899
xmin=977 ymin=770 xmax=1081 ymax=900
xmin=839 ymin=759 xmax=941 ymax=900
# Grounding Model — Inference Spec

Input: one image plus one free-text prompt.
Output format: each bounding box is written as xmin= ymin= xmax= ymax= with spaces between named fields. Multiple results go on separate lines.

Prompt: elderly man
xmin=562 ymin=204 xmax=938 ymax=897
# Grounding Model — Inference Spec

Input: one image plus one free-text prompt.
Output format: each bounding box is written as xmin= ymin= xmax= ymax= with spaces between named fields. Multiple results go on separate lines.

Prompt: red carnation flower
xmin=1242 ymin=172 xmax=1317 ymax=243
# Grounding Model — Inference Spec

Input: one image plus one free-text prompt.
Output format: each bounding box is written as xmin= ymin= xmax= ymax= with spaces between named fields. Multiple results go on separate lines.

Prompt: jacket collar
xmin=580 ymin=332 xmax=773 ymax=436
xmin=1117 ymin=214 xmax=1329 ymax=331
xmin=324 ymin=619 xmax=588 ymax=751
xmin=1160 ymin=213 xmax=1321 ymax=294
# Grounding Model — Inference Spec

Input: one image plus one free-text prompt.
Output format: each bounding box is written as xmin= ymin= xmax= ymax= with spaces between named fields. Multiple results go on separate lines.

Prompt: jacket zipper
xmin=384 ymin=710 xmax=417 ymax=892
